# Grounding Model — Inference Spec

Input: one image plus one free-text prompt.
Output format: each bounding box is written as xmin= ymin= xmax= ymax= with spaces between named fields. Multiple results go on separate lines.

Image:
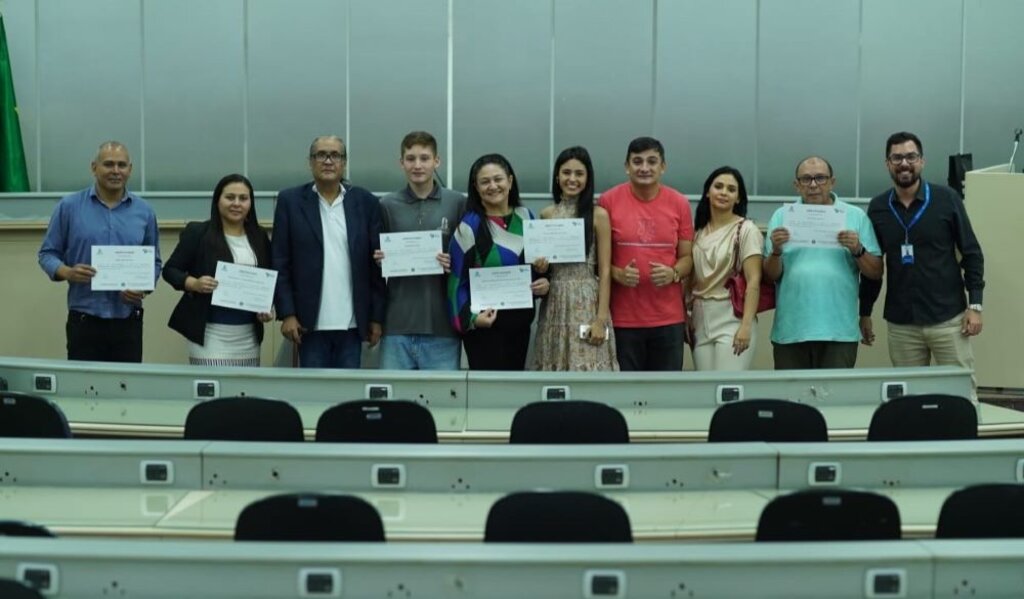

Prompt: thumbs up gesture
xmin=617 ymin=258 xmax=640 ymax=288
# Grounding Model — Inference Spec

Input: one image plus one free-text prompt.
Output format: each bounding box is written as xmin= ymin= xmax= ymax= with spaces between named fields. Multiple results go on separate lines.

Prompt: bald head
xmin=95 ymin=141 xmax=130 ymax=164
xmin=793 ymin=156 xmax=835 ymax=205
xmin=794 ymin=156 xmax=833 ymax=179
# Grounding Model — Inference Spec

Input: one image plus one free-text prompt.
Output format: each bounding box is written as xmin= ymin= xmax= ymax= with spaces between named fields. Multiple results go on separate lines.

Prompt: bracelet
xmin=771 ymin=251 xmax=782 ymax=257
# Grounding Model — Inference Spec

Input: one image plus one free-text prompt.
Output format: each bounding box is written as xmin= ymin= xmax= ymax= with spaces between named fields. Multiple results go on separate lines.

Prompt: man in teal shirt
xmin=763 ymin=156 xmax=882 ymax=369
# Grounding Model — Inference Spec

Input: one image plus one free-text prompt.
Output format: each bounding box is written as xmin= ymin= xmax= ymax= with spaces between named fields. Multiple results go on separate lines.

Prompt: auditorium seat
xmin=707 ymin=399 xmax=828 ymax=443
xmin=509 ymin=400 xmax=629 ymax=444
xmin=484 ymin=490 xmax=633 ymax=542
xmin=184 ymin=396 xmax=304 ymax=442
xmin=867 ymin=394 xmax=977 ymax=441
xmin=756 ymin=489 xmax=902 ymax=541
xmin=315 ymin=399 xmax=437 ymax=443
xmin=234 ymin=493 xmax=385 ymax=541
xmin=0 ymin=520 xmax=55 ymax=537
xmin=936 ymin=483 xmax=1024 ymax=538
xmin=0 ymin=392 xmax=71 ymax=439
xmin=0 ymin=579 xmax=44 ymax=599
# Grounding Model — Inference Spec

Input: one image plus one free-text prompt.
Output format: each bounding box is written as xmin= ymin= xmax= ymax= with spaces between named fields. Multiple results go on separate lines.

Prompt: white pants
xmin=692 ymin=297 xmax=756 ymax=371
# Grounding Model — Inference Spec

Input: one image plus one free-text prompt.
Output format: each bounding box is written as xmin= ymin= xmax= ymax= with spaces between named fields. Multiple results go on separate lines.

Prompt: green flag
xmin=0 ymin=15 xmax=29 ymax=192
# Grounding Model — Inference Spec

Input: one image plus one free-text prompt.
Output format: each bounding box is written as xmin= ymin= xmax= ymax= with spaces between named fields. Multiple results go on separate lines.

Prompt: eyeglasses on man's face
xmin=887 ymin=152 xmax=921 ymax=165
xmin=310 ymin=151 xmax=346 ymax=163
xmin=796 ymin=174 xmax=831 ymax=186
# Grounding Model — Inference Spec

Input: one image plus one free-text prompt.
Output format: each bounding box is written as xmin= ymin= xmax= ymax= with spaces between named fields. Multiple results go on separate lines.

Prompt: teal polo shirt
xmin=764 ymin=196 xmax=880 ymax=344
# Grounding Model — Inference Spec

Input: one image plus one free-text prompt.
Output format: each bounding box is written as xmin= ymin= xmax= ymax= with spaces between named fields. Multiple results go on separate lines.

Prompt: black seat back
xmin=184 ymin=396 xmax=304 ymax=442
xmin=0 ymin=520 xmax=56 ymax=538
xmin=708 ymin=399 xmax=827 ymax=442
xmin=0 ymin=579 xmax=45 ymax=599
xmin=936 ymin=483 xmax=1024 ymax=538
xmin=234 ymin=493 xmax=385 ymax=541
xmin=756 ymin=489 xmax=902 ymax=541
xmin=867 ymin=394 xmax=977 ymax=441
xmin=0 ymin=392 xmax=71 ymax=438
xmin=315 ymin=399 xmax=437 ymax=443
xmin=485 ymin=491 xmax=633 ymax=542
xmin=509 ymin=400 xmax=629 ymax=444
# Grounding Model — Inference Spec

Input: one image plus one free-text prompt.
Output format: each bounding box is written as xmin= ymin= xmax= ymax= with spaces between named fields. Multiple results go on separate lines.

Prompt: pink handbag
xmin=724 ymin=220 xmax=775 ymax=318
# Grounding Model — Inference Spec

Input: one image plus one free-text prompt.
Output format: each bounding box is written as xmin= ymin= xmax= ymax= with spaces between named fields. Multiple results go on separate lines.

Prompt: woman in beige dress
xmin=689 ymin=166 xmax=764 ymax=371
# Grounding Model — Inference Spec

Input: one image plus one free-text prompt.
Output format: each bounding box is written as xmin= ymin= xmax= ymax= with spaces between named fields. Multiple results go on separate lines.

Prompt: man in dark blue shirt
xmin=38 ymin=141 xmax=161 ymax=362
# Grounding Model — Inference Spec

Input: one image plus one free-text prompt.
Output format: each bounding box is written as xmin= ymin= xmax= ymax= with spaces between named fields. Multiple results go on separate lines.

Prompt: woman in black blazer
xmin=163 ymin=174 xmax=273 ymax=366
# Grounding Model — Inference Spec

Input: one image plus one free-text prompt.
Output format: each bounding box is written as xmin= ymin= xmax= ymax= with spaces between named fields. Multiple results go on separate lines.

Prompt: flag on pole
xmin=0 ymin=14 xmax=29 ymax=192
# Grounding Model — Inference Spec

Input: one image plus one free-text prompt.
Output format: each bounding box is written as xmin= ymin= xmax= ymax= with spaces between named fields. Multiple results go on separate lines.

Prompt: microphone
xmin=1010 ymin=128 xmax=1022 ymax=173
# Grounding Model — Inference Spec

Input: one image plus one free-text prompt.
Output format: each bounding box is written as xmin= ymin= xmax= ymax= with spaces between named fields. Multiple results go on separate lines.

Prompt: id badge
xmin=901 ymin=243 xmax=914 ymax=265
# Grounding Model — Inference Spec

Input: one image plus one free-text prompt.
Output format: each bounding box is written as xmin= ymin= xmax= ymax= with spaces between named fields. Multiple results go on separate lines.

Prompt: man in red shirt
xmin=599 ymin=137 xmax=694 ymax=370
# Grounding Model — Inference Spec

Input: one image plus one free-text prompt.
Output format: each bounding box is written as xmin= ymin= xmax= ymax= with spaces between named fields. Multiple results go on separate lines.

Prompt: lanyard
xmin=887 ymin=182 xmax=930 ymax=243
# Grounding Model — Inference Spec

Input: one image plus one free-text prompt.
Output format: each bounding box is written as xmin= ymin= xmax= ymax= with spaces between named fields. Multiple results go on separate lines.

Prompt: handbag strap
xmin=730 ymin=219 xmax=746 ymax=275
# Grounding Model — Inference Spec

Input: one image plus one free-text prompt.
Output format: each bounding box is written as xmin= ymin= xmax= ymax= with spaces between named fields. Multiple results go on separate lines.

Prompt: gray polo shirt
xmin=379 ymin=184 xmax=466 ymax=337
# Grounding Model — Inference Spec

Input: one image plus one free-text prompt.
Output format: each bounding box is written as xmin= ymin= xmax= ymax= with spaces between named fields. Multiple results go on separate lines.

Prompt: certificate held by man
xmin=469 ymin=265 xmax=534 ymax=313
xmin=782 ymin=203 xmax=846 ymax=248
xmin=211 ymin=261 xmax=278 ymax=314
xmin=523 ymin=218 xmax=586 ymax=264
xmin=90 ymin=245 xmax=156 ymax=291
xmin=380 ymin=231 xmax=444 ymax=278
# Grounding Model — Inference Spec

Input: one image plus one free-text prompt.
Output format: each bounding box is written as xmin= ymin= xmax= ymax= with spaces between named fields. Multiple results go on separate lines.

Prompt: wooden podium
xmin=964 ymin=164 xmax=1023 ymax=389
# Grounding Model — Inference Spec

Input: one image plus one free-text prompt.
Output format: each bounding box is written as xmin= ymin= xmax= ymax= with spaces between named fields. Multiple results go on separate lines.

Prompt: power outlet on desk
xmin=583 ymin=570 xmax=626 ymax=598
xmin=372 ymin=464 xmax=406 ymax=488
xmin=32 ymin=373 xmax=57 ymax=394
xmin=18 ymin=563 xmax=59 ymax=596
xmin=365 ymin=384 xmax=393 ymax=400
xmin=542 ymin=385 xmax=570 ymax=401
xmin=716 ymin=384 xmax=743 ymax=404
xmin=808 ymin=462 xmax=842 ymax=486
xmin=881 ymin=382 xmax=907 ymax=402
xmin=140 ymin=460 xmax=174 ymax=485
xmin=298 ymin=568 xmax=341 ymax=597
xmin=193 ymin=380 xmax=219 ymax=400
xmin=865 ymin=569 xmax=907 ymax=598
xmin=594 ymin=464 xmax=630 ymax=489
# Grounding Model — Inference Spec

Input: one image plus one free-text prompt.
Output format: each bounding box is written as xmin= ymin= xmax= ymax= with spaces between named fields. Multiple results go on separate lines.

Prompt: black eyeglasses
xmin=310 ymin=151 xmax=346 ymax=163
xmin=887 ymin=152 xmax=921 ymax=165
xmin=796 ymin=174 xmax=831 ymax=186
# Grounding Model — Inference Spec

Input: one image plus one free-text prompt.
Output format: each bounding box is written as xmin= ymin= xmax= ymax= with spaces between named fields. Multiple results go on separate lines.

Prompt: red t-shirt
xmin=599 ymin=182 xmax=694 ymax=328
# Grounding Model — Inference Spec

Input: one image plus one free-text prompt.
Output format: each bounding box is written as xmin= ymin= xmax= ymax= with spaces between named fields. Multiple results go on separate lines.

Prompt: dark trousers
xmin=66 ymin=310 xmax=144 ymax=363
xmin=463 ymin=326 xmax=531 ymax=371
xmin=772 ymin=341 xmax=858 ymax=369
xmin=299 ymin=329 xmax=363 ymax=369
xmin=614 ymin=323 xmax=685 ymax=371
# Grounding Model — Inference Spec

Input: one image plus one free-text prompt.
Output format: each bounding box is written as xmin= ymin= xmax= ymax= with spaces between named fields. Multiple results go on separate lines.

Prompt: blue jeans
xmin=299 ymin=329 xmax=362 ymax=368
xmin=379 ymin=334 xmax=461 ymax=370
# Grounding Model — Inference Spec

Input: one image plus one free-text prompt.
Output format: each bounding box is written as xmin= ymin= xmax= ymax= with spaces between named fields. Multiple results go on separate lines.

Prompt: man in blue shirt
xmin=38 ymin=141 xmax=161 ymax=362
xmin=763 ymin=156 xmax=882 ymax=369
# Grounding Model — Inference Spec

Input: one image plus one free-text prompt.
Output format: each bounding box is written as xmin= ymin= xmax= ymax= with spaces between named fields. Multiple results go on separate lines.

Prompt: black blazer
xmin=163 ymin=221 xmax=272 ymax=346
xmin=271 ymin=182 xmax=385 ymax=339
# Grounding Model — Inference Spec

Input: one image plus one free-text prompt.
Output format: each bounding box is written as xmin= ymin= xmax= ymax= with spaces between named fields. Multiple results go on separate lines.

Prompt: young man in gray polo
xmin=375 ymin=131 xmax=465 ymax=369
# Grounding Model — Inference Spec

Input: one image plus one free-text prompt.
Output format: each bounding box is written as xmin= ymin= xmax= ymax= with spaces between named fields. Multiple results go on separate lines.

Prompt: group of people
xmin=38 ymin=131 xmax=984 ymax=380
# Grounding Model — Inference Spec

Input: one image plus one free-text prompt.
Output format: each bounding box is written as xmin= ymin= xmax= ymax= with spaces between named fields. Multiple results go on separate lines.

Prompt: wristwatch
xmin=968 ymin=303 xmax=983 ymax=313
xmin=672 ymin=267 xmax=681 ymax=283
xmin=852 ymin=245 xmax=867 ymax=258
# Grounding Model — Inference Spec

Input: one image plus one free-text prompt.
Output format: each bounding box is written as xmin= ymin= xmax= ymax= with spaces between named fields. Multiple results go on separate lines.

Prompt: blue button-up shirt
xmin=38 ymin=186 xmax=162 ymax=319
